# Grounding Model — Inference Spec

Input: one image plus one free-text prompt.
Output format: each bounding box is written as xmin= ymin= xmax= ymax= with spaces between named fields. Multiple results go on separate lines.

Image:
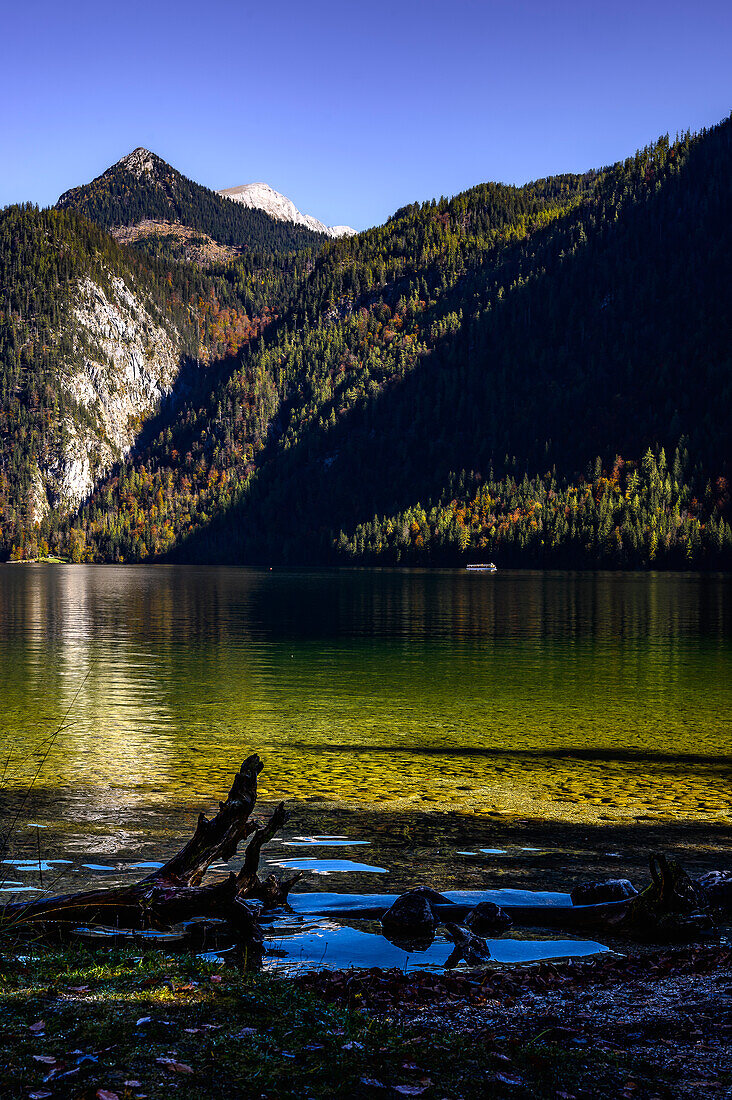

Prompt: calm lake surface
xmin=1 ymin=566 xmax=729 ymax=969
xmin=0 ymin=565 xmax=729 ymax=825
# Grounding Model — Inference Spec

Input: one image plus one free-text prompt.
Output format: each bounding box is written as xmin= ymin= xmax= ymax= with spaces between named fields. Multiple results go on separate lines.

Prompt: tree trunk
xmin=0 ymin=756 xmax=299 ymax=946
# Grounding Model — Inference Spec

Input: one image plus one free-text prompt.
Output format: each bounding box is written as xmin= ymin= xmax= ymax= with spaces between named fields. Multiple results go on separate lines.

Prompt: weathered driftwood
xmin=325 ymin=855 xmax=716 ymax=940
xmin=0 ymin=755 xmax=299 ymax=948
xmin=2 ymin=754 xmax=719 ymax=957
xmin=444 ymin=922 xmax=492 ymax=967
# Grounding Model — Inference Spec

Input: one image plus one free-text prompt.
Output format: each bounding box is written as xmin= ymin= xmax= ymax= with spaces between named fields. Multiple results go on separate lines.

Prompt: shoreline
xmin=2 ymin=799 xmax=730 ymax=899
xmin=1 ymin=939 xmax=730 ymax=1098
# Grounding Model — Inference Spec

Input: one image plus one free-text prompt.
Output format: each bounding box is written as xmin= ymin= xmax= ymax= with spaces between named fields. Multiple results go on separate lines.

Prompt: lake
xmin=0 ymin=566 xmax=730 ymax=967
xmin=1 ymin=565 xmax=729 ymax=816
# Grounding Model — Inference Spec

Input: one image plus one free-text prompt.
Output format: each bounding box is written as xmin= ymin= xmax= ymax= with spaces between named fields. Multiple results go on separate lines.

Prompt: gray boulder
xmin=696 ymin=870 xmax=732 ymax=913
xmin=380 ymin=887 xmax=450 ymax=946
xmin=464 ymin=901 xmax=513 ymax=935
xmin=570 ymin=878 xmax=638 ymax=906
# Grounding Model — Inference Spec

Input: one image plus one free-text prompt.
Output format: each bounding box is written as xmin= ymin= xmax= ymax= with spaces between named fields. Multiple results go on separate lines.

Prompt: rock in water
xmin=696 ymin=870 xmax=732 ymax=913
xmin=571 ymin=879 xmax=638 ymax=905
xmin=380 ymin=887 xmax=449 ymax=947
xmin=464 ymin=901 xmax=513 ymax=935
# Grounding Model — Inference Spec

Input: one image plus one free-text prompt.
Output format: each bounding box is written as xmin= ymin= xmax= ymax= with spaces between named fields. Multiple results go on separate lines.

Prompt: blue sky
xmin=3 ymin=0 xmax=730 ymax=230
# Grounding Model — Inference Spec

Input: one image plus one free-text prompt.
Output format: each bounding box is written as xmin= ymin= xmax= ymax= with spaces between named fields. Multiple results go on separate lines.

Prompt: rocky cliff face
xmin=31 ymin=273 xmax=181 ymax=520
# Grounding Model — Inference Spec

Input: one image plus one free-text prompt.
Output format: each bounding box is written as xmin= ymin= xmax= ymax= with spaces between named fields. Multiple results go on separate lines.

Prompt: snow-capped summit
xmin=217 ymin=182 xmax=355 ymax=239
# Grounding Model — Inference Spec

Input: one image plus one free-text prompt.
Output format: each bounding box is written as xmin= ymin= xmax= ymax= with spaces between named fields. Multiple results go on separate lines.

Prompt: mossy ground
xmin=0 ymin=946 xmax=709 ymax=1099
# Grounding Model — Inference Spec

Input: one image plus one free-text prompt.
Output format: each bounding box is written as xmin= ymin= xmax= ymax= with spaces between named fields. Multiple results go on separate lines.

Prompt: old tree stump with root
xmin=2 ymin=755 xmax=724 ymax=966
xmin=0 ymin=755 xmax=299 ymax=957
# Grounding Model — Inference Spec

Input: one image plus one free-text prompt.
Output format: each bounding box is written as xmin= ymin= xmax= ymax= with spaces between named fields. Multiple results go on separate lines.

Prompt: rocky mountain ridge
xmin=57 ymin=149 xmax=343 ymax=254
xmin=217 ymin=181 xmax=355 ymax=238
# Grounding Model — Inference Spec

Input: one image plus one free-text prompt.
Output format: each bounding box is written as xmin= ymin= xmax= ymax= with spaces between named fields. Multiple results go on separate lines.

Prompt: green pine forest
xmin=57 ymin=149 xmax=325 ymax=253
xmin=2 ymin=117 xmax=731 ymax=568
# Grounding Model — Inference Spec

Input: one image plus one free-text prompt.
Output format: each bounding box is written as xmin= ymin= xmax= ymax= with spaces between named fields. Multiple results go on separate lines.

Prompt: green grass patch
xmin=0 ymin=947 xmax=670 ymax=1099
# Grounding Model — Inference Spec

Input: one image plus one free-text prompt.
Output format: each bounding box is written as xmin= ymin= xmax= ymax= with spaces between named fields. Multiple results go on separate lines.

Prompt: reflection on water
xmin=267 ymin=888 xmax=606 ymax=972
xmin=264 ymin=922 xmax=609 ymax=974
xmin=0 ymin=566 xmax=729 ymax=829
xmin=267 ymin=857 xmax=388 ymax=874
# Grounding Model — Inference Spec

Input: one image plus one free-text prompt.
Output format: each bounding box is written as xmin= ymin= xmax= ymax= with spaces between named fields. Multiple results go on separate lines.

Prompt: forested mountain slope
xmin=50 ymin=115 xmax=731 ymax=569
xmin=0 ymin=144 xmax=339 ymax=560
xmin=57 ymin=148 xmax=328 ymax=255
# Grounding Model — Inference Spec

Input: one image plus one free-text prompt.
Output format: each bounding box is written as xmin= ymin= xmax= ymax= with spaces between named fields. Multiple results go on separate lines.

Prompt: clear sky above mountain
xmin=4 ymin=0 xmax=730 ymax=230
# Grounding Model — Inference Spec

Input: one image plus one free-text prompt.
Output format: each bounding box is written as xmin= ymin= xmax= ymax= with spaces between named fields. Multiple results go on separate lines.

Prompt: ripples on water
xmin=1 ymin=566 xmax=727 ymax=972
xmin=0 ymin=566 xmax=729 ymax=827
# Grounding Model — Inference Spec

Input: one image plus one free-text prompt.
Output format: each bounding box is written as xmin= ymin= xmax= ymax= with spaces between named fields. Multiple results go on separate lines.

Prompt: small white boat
xmin=465 ymin=562 xmax=497 ymax=572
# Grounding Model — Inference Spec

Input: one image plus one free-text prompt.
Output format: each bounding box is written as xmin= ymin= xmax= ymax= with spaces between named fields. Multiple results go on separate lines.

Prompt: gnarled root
xmin=0 ymin=756 xmax=297 ymax=954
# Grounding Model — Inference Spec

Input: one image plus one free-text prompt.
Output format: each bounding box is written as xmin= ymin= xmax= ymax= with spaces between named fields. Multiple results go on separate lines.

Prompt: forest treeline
xmin=338 ymin=446 xmax=731 ymax=569
xmin=2 ymin=118 xmax=731 ymax=567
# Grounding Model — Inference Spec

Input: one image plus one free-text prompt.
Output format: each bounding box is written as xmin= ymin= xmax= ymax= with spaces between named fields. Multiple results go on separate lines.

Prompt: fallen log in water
xmin=0 ymin=755 xmax=300 ymax=952
xmin=305 ymin=898 xmax=632 ymax=926
xmin=1 ymin=755 xmax=721 ymax=957
xmin=317 ymin=855 xmax=716 ymax=940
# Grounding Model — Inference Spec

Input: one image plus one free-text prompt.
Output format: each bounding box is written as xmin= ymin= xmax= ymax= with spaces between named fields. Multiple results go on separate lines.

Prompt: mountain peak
xmin=115 ymin=147 xmax=160 ymax=179
xmin=217 ymin=181 xmax=355 ymax=239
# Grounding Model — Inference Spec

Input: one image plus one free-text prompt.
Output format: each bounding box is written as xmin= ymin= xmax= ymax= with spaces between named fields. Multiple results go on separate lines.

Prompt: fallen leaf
xmin=393 ymin=1088 xmax=429 ymax=1097
xmin=33 ymin=1055 xmax=56 ymax=1064
xmin=361 ymin=1080 xmax=386 ymax=1089
xmin=29 ymin=1021 xmax=45 ymax=1033
xmin=29 ymin=1092 xmax=52 ymax=1099
xmin=96 ymin=1091 xmax=120 ymax=1100
xmin=136 ymin=1016 xmax=152 ymax=1026
xmin=156 ymin=1059 xmax=193 ymax=1075
xmin=235 ymin=1028 xmax=258 ymax=1037
xmin=210 ymin=975 xmax=223 ymax=982
xmin=342 ymin=1040 xmax=364 ymax=1051
xmin=124 ymin=1082 xmax=142 ymax=1088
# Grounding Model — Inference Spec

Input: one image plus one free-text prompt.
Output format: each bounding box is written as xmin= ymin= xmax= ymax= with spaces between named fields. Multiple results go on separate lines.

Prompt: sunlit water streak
xmin=0 ymin=566 xmax=729 ymax=829
xmin=0 ymin=567 xmax=728 ymax=972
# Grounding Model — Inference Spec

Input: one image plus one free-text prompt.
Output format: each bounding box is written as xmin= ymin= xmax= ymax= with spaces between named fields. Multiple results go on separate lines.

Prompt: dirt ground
xmin=301 ymin=944 xmax=732 ymax=1098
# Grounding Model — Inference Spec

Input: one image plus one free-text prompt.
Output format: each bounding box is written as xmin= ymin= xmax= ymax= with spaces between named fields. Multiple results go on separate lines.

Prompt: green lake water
xmin=1 ymin=565 xmax=729 ymax=971
xmin=0 ymin=565 xmax=729 ymax=826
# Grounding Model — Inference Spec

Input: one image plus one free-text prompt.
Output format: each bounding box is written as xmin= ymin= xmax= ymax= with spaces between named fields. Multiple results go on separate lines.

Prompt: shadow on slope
xmin=170 ymin=118 xmax=732 ymax=565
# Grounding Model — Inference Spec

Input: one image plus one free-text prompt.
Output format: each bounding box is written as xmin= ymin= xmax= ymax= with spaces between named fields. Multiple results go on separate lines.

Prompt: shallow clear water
xmin=264 ymin=923 xmax=609 ymax=973
xmin=1 ymin=566 xmax=728 ymax=969
xmin=0 ymin=564 xmax=729 ymax=823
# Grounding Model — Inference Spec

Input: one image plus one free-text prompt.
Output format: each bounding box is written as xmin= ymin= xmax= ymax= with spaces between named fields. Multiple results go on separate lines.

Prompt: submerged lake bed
xmin=0 ymin=566 xmax=730 ymax=969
